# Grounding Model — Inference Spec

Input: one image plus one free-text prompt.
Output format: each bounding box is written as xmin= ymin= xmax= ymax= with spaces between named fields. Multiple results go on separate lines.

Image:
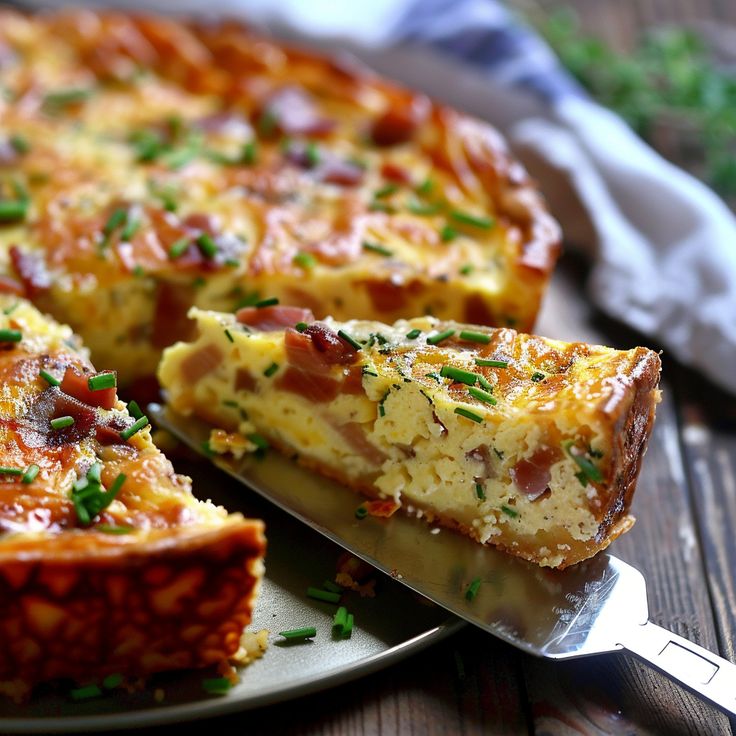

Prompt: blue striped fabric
xmin=389 ymin=0 xmax=585 ymax=102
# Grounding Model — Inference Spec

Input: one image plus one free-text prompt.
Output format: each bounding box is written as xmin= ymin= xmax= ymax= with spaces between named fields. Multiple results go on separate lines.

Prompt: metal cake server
xmin=149 ymin=403 xmax=736 ymax=717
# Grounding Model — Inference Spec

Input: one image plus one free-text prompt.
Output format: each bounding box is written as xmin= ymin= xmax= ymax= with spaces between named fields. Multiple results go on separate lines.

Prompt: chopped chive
xmin=96 ymin=524 xmax=133 ymax=535
xmin=459 ymin=263 xmax=474 ymax=275
xmin=0 ymin=199 xmax=27 ymax=222
xmin=465 ymin=577 xmax=482 ymax=601
xmin=224 ymin=329 xmax=234 ymax=343
xmin=120 ymin=416 xmax=148 ymax=441
xmin=459 ymin=330 xmax=490 ymax=345
xmin=361 ymin=364 xmax=378 ymax=377
xmin=168 ymin=237 xmax=190 ymax=259
xmin=263 ymin=362 xmax=279 ymax=378
xmin=440 ymin=224 xmax=457 ymax=242
xmin=342 ymin=613 xmax=354 ymax=638
xmin=9 ymin=134 xmax=30 ymax=154
xmin=242 ymin=140 xmax=258 ymax=165
xmin=202 ymin=677 xmax=232 ymax=694
xmin=426 ymin=329 xmax=455 ymax=345
xmin=196 ymin=233 xmax=218 ymax=258
xmin=323 ymin=580 xmax=342 ymax=594
xmin=439 ymin=365 xmax=478 ymax=386
xmin=501 ymin=505 xmax=519 ymax=518
xmin=369 ymin=201 xmax=395 ymax=213
xmin=120 ymin=216 xmax=140 ymax=241
xmin=293 ymin=251 xmax=316 ymax=269
xmin=454 ymin=407 xmax=484 ymax=423
xmin=50 ymin=416 xmax=74 ymax=430
xmin=43 ymin=88 xmax=92 ymax=110
xmin=475 ymin=483 xmax=485 ymax=500
xmin=87 ymin=463 xmax=102 ymax=484
xmin=531 ymin=371 xmax=545 ymax=382
xmin=254 ymin=297 xmax=279 ymax=308
xmin=223 ymin=399 xmax=239 ymax=408
xmin=362 ymin=241 xmax=393 ymax=257
xmin=407 ymin=201 xmax=441 ymax=216
xmin=305 ymin=141 xmax=320 ymax=167
xmin=21 ymin=464 xmax=39 ymax=483
xmin=102 ymin=207 xmax=127 ymax=241
xmin=279 ymin=627 xmax=317 ymax=640
xmin=355 ymin=505 xmax=368 ymax=519
xmin=0 ymin=467 xmax=22 ymax=476
xmin=333 ymin=605 xmax=348 ymax=633
xmin=127 ymin=400 xmax=143 ymax=420
xmin=3 ymin=302 xmax=19 ymax=315
xmin=307 ymin=587 xmax=341 ymax=604
xmin=69 ymin=684 xmax=102 ymax=701
xmin=102 ymin=673 xmax=124 ymax=689
xmin=475 ymin=358 xmax=508 ymax=368
xmin=295 ymin=322 xmax=308 ymax=332
xmin=467 ymin=386 xmax=497 ymax=405
xmin=200 ymin=440 xmax=214 ymax=458
xmin=247 ymin=433 xmax=269 ymax=450
xmin=405 ymin=328 xmax=422 ymax=340
xmin=416 ymin=177 xmax=434 ymax=195
xmin=88 ymin=372 xmax=116 ymax=391
xmin=257 ymin=109 xmax=278 ymax=137
xmin=107 ymin=473 xmax=126 ymax=500
xmin=337 ymin=330 xmax=362 ymax=351
xmin=563 ymin=440 xmax=603 ymax=484
xmin=0 ymin=328 xmax=21 ymax=343
xmin=477 ymin=375 xmax=493 ymax=392
xmin=374 ymin=183 xmax=398 ymax=199
xmin=425 ymin=372 xmax=441 ymax=383
xmin=451 ymin=211 xmax=495 ymax=229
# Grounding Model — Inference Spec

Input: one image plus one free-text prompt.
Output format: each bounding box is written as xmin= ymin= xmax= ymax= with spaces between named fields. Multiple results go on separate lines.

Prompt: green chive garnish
xmin=416 ymin=177 xmax=434 ymax=195
xmin=96 ymin=524 xmax=133 ymax=535
xmin=0 ymin=467 xmax=22 ymax=476
xmin=247 ymin=433 xmax=269 ymax=450
xmin=127 ymin=400 xmax=143 ymax=420
xmin=120 ymin=216 xmax=140 ymax=241
xmin=50 ymin=416 xmax=74 ymax=430
xmin=362 ymin=241 xmax=393 ymax=257
xmin=501 ymin=505 xmax=519 ymax=518
xmin=440 ymin=224 xmax=457 ymax=242
xmin=477 ymin=374 xmax=493 ymax=392
xmin=333 ymin=606 xmax=348 ymax=633
xmin=242 ymin=140 xmax=258 ymax=165
xmin=196 ymin=233 xmax=218 ymax=258
xmin=407 ymin=202 xmax=440 ymax=216
xmin=22 ymin=464 xmax=39 ymax=484
xmin=323 ymin=580 xmax=342 ymax=594
xmin=426 ymin=329 xmax=454 ymax=345
xmin=307 ymin=587 xmax=341 ymax=604
xmin=305 ymin=142 xmax=320 ymax=167
xmin=451 ymin=211 xmax=495 ymax=229
xmin=9 ymin=134 xmax=30 ymax=154
xmin=454 ymin=407 xmax=483 ymax=423
xmin=531 ymin=372 xmax=545 ymax=382
xmin=374 ymin=183 xmax=398 ymax=199
xmin=405 ymin=328 xmax=421 ymax=340
xmin=88 ymin=372 xmax=116 ymax=391
xmin=69 ymin=684 xmax=102 ymax=701
xmin=43 ymin=88 xmax=92 ymax=110
xmin=3 ymin=303 xmax=19 ymax=315
xmin=459 ymin=330 xmax=490 ymax=344
xmin=120 ymin=416 xmax=148 ymax=441
xmin=475 ymin=358 xmax=508 ymax=368
xmin=293 ymin=251 xmax=316 ymax=269
xmin=0 ymin=200 xmax=27 ymax=222
xmin=295 ymin=322 xmax=308 ymax=332
xmin=563 ymin=440 xmax=603 ymax=484
xmin=263 ymin=362 xmax=279 ymax=377
xmin=102 ymin=673 xmax=124 ymax=689
xmin=202 ymin=677 xmax=232 ymax=694
xmin=467 ymin=386 xmax=497 ymax=405
xmin=107 ymin=473 xmax=127 ymax=500
xmin=337 ymin=330 xmax=362 ymax=351
xmin=102 ymin=208 xmax=127 ymax=241
xmin=439 ymin=365 xmax=477 ymax=386
xmin=168 ymin=237 xmax=190 ymax=259
xmin=255 ymin=297 xmax=279 ymax=308
xmin=224 ymin=329 xmax=234 ymax=343
xmin=342 ymin=613 xmax=354 ymax=638
xmin=465 ymin=577 xmax=482 ymax=601
xmin=0 ymin=328 xmax=21 ymax=343
xmin=355 ymin=505 xmax=368 ymax=519
xmin=279 ymin=627 xmax=317 ymax=640
xmin=475 ymin=483 xmax=485 ymax=500
xmin=459 ymin=263 xmax=474 ymax=275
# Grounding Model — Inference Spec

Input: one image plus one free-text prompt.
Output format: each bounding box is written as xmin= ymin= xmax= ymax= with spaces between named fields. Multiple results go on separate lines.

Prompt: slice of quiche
xmin=159 ymin=306 xmax=661 ymax=569
xmin=0 ymin=297 xmax=265 ymax=701
xmin=0 ymin=9 xmax=559 ymax=384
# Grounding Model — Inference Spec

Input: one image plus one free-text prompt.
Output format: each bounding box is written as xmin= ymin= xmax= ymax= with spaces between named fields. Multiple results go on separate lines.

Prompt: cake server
xmin=149 ymin=402 xmax=736 ymax=717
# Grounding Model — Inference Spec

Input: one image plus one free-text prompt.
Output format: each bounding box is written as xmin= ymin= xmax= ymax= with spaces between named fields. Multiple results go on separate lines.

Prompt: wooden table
xmin=132 ymin=3 xmax=735 ymax=734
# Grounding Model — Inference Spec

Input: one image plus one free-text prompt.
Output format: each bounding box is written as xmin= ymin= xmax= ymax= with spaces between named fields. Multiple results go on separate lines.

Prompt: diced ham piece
xmin=304 ymin=323 xmax=358 ymax=365
xmin=371 ymin=95 xmax=429 ymax=146
xmin=234 ymin=367 xmax=257 ymax=392
xmin=179 ymin=343 xmax=224 ymax=383
xmin=380 ymin=161 xmax=413 ymax=185
xmin=335 ymin=421 xmax=387 ymax=466
xmin=152 ymin=281 xmax=195 ymax=349
xmin=276 ymin=366 xmax=341 ymax=403
xmin=510 ymin=445 xmax=562 ymax=501
xmin=365 ymin=499 xmax=400 ymax=518
xmin=60 ymin=367 xmax=118 ymax=410
xmin=236 ymin=305 xmax=314 ymax=332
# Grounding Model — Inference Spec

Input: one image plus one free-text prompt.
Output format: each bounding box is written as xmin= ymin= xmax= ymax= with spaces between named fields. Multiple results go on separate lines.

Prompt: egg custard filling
xmin=159 ymin=306 xmax=661 ymax=569
xmin=0 ymin=297 xmax=265 ymax=701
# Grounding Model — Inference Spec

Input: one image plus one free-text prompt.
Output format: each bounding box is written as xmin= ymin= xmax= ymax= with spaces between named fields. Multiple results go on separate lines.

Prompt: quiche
xmin=158 ymin=306 xmax=661 ymax=569
xmin=0 ymin=297 xmax=265 ymax=701
xmin=0 ymin=9 xmax=559 ymax=384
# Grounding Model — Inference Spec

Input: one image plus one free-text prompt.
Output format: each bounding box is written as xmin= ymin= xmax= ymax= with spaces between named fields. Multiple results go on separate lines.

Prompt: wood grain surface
xmin=121 ymin=2 xmax=736 ymax=734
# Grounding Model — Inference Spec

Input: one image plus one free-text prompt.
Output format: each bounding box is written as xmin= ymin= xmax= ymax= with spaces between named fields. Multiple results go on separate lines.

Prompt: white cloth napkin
xmin=21 ymin=0 xmax=736 ymax=394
